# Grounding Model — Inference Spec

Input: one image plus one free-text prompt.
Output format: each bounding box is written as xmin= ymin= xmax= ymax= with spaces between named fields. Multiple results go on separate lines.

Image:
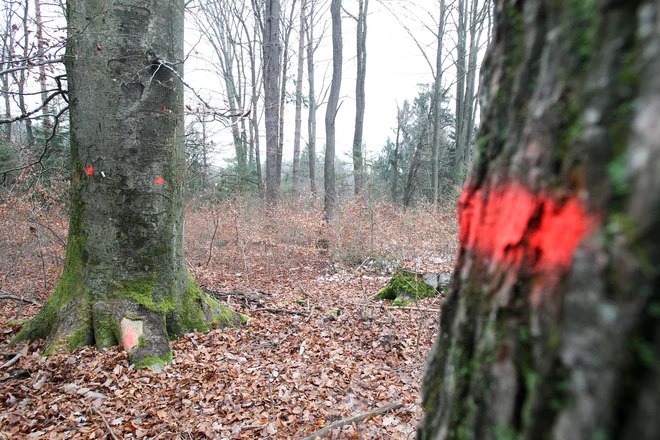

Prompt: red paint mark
xmin=459 ymin=181 xmax=595 ymax=273
xmin=122 ymin=326 xmax=138 ymax=351
xmin=155 ymin=176 xmax=164 ymax=185
xmin=85 ymin=166 xmax=94 ymax=176
xmin=178 ymin=175 xmax=184 ymax=180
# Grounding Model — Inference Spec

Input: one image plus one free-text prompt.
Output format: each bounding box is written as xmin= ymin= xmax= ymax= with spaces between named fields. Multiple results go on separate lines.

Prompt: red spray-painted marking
xmin=121 ymin=325 xmax=138 ymax=351
xmin=459 ymin=182 xmax=595 ymax=273
xmin=155 ymin=176 xmax=164 ymax=185
xmin=85 ymin=166 xmax=94 ymax=176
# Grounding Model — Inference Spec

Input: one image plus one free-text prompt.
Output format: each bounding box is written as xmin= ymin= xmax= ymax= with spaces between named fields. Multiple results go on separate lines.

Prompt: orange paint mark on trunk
xmin=155 ymin=176 xmax=164 ymax=185
xmin=85 ymin=166 xmax=94 ymax=176
xmin=459 ymin=182 xmax=595 ymax=273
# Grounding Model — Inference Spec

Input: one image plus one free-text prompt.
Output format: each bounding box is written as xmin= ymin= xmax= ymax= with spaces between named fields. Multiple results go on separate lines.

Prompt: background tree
xmin=324 ymin=0 xmax=342 ymax=220
xmin=419 ymin=0 xmax=660 ymax=438
xmin=194 ymin=0 xmax=250 ymax=172
xmin=305 ymin=0 xmax=329 ymax=197
xmin=291 ymin=0 xmax=306 ymax=199
xmin=11 ymin=0 xmax=242 ymax=366
xmin=261 ymin=0 xmax=282 ymax=203
xmin=431 ymin=0 xmax=446 ymax=203
xmin=276 ymin=0 xmax=298 ymax=189
xmin=345 ymin=0 xmax=368 ymax=196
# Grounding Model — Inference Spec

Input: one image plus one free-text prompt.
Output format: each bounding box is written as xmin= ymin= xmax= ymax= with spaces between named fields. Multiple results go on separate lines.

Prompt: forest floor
xmin=0 ymin=194 xmax=458 ymax=439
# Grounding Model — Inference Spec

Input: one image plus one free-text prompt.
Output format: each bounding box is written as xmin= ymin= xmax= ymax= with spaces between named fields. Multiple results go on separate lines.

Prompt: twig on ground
xmin=253 ymin=308 xmax=308 ymax=316
xmin=91 ymin=407 xmax=119 ymax=440
xmin=306 ymin=306 xmax=315 ymax=323
xmin=298 ymin=401 xmax=403 ymax=440
xmin=0 ymin=294 xmax=41 ymax=306
xmin=297 ymin=282 xmax=310 ymax=298
xmin=1 ymin=353 xmax=21 ymax=368
xmin=344 ymin=301 xmax=439 ymax=313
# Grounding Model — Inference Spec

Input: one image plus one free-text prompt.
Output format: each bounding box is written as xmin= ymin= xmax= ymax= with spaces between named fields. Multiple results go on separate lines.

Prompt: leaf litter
xmin=1 ymin=197 xmax=457 ymax=439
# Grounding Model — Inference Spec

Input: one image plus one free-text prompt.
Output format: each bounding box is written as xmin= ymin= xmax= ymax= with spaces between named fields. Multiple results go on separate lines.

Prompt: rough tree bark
xmin=11 ymin=0 xmax=244 ymax=367
xmin=419 ymin=1 xmax=660 ymax=439
xmin=324 ymin=0 xmax=342 ymax=221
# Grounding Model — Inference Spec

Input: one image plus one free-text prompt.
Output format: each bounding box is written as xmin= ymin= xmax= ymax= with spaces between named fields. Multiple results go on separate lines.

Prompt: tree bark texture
xmin=419 ymin=1 xmax=660 ymax=439
xmin=351 ymin=0 xmax=367 ymax=196
xmin=264 ymin=0 xmax=281 ymax=203
xmin=324 ymin=0 xmax=342 ymax=221
xmin=11 ymin=0 xmax=243 ymax=366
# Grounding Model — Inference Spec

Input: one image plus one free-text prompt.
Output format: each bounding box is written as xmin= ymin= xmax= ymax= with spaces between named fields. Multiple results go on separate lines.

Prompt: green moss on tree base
xmin=133 ymin=351 xmax=173 ymax=369
xmin=114 ymin=278 xmax=175 ymax=314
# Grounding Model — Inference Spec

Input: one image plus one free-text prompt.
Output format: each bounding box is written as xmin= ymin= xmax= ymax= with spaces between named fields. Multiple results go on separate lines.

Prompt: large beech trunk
xmin=11 ymin=0 xmax=243 ymax=367
xmin=419 ymin=1 xmax=660 ymax=439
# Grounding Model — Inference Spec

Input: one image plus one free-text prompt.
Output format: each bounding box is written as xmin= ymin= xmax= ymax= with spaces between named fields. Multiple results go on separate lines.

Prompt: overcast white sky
xmin=184 ymin=0 xmax=440 ymax=165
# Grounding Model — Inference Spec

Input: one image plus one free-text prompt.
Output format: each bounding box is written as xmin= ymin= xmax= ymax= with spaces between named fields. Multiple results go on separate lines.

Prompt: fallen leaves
xmin=0 ymin=196 xmax=458 ymax=439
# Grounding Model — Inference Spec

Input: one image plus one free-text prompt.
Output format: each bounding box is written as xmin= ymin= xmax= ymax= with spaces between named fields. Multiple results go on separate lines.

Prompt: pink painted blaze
xmin=122 ymin=326 xmax=139 ymax=351
xmin=85 ymin=166 xmax=94 ymax=176
xmin=155 ymin=176 xmax=164 ymax=185
xmin=459 ymin=182 xmax=595 ymax=273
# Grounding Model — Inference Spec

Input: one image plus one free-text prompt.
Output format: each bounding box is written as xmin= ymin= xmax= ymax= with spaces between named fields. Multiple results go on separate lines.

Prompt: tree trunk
xmin=391 ymin=114 xmax=400 ymax=204
xmin=351 ymin=0 xmax=368 ymax=196
xmin=453 ymin=0 xmax=467 ymax=179
xmin=264 ymin=0 xmax=281 ymax=203
xmin=11 ymin=0 xmax=243 ymax=367
xmin=419 ymin=1 xmax=660 ymax=438
xmin=277 ymin=0 xmax=297 ymax=189
xmin=292 ymin=0 xmax=305 ymax=199
xmin=402 ymin=125 xmax=425 ymax=208
xmin=306 ymin=0 xmax=317 ymax=196
xmin=431 ymin=0 xmax=445 ymax=203
xmin=324 ymin=0 xmax=342 ymax=221
xmin=34 ymin=0 xmax=51 ymax=125
xmin=16 ymin=1 xmax=34 ymax=144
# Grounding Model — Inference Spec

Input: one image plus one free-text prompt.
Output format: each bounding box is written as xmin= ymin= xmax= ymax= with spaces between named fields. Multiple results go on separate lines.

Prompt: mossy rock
xmin=375 ymin=270 xmax=450 ymax=302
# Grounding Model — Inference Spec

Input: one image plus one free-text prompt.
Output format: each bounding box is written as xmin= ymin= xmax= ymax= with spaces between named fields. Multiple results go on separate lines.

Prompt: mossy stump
xmin=375 ymin=270 xmax=449 ymax=305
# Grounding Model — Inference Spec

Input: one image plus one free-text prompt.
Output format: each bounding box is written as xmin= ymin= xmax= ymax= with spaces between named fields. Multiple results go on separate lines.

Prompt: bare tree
xmin=344 ymin=0 xmax=368 ymax=195
xmin=431 ymin=0 xmax=446 ymax=203
xmin=305 ymin=0 xmax=329 ymax=197
xmin=261 ymin=0 xmax=282 ymax=203
xmin=276 ymin=0 xmax=298 ymax=189
xmin=194 ymin=0 xmax=250 ymax=169
xmin=292 ymin=0 xmax=306 ymax=199
xmin=324 ymin=0 xmax=342 ymax=221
